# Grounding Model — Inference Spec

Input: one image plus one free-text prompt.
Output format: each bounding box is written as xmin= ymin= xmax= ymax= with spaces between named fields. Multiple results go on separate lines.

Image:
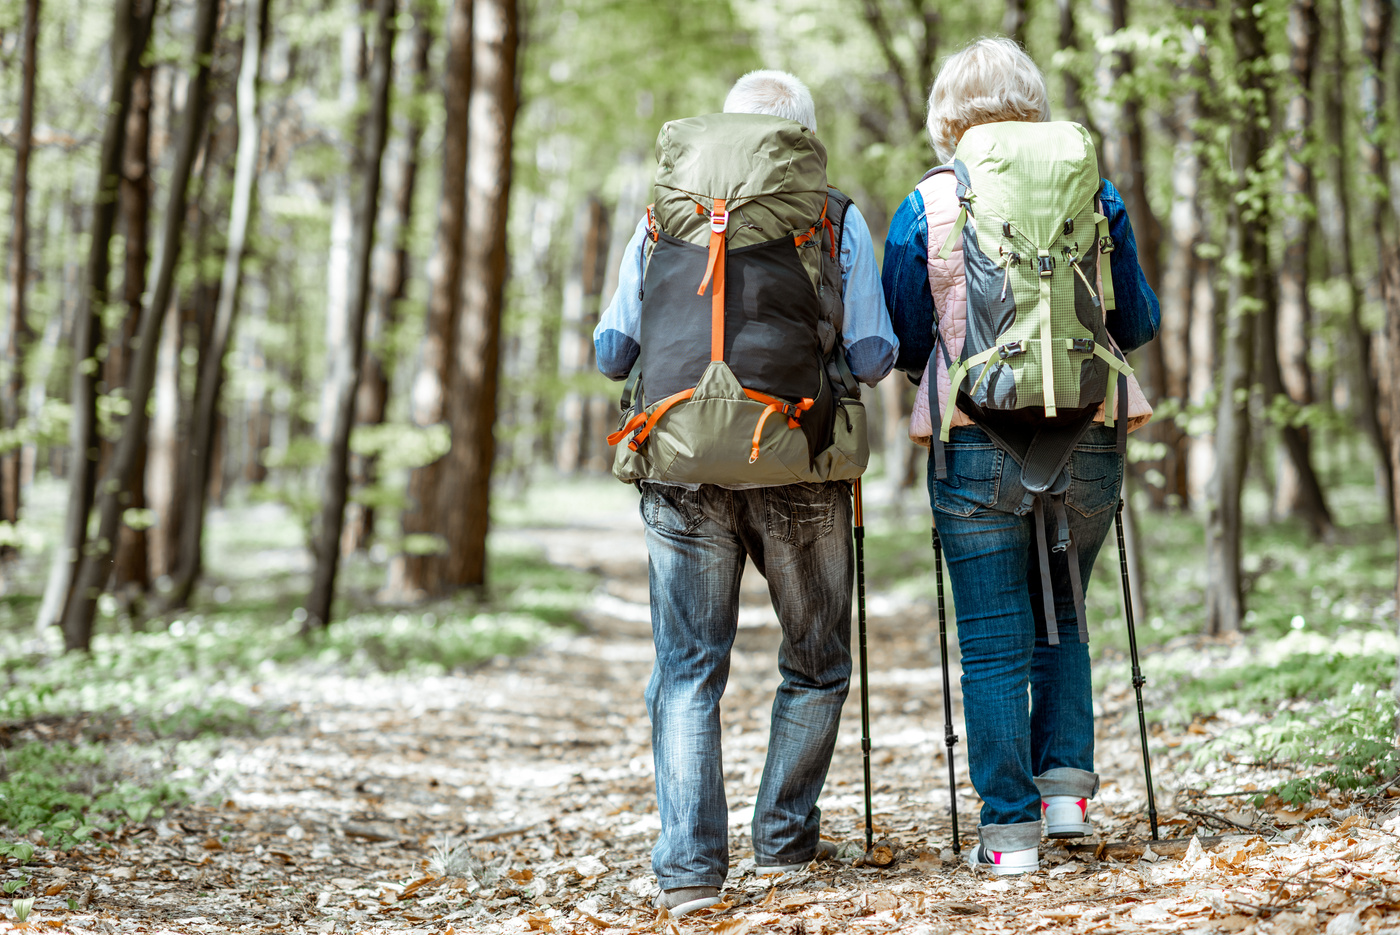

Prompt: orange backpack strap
xmin=697 ymin=198 xmax=728 ymax=362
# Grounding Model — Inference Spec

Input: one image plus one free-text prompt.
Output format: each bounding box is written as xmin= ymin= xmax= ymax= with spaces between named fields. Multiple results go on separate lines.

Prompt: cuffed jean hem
xmin=1034 ymin=767 xmax=1100 ymax=799
xmin=656 ymin=873 xmax=726 ymax=891
xmin=977 ymin=820 xmax=1044 ymax=853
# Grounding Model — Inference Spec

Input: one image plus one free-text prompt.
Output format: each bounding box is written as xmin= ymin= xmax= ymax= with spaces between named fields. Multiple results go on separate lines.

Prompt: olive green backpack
xmin=608 ymin=113 xmax=868 ymax=487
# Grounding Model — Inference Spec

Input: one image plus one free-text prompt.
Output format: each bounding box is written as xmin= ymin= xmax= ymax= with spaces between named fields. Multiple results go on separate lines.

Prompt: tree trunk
xmin=2 ymin=0 xmax=39 ymax=556
xmin=389 ymin=0 xmax=473 ymax=599
xmin=1273 ymin=0 xmax=1333 ymax=539
xmin=1160 ymin=75 xmax=1199 ymax=507
xmin=163 ymin=0 xmax=270 ymax=612
xmin=1004 ymin=0 xmax=1029 ymax=47
xmin=146 ymin=292 xmax=181 ymax=581
xmin=345 ymin=15 xmax=430 ymax=554
xmin=1206 ymin=0 xmax=1270 ymax=637
xmin=110 ymin=62 xmax=154 ymax=603
xmin=556 ymin=195 xmax=607 ymax=473
xmin=1332 ymin=0 xmax=1395 ymax=519
xmin=60 ymin=0 xmax=220 ymax=651
xmin=319 ymin=20 xmax=367 ymax=444
xmin=1056 ymin=0 xmax=1087 ymax=125
xmin=36 ymin=0 xmax=154 ymax=640
xmin=438 ymin=0 xmax=518 ymax=591
xmin=304 ymin=0 xmax=397 ymax=628
xmin=1382 ymin=242 xmax=1400 ymax=737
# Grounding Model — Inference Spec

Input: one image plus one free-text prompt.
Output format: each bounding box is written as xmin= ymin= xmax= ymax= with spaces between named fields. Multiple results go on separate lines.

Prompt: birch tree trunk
xmin=1206 ymin=0 xmax=1270 ymax=636
xmin=2 ymin=0 xmax=39 ymax=554
xmin=1273 ymin=0 xmax=1333 ymax=539
xmin=164 ymin=0 xmax=269 ymax=612
xmin=60 ymin=0 xmax=217 ymax=650
xmin=304 ymin=0 xmax=397 ymax=628
xmin=390 ymin=0 xmax=473 ymax=599
xmin=320 ymin=21 xmax=366 ymax=443
xmin=438 ymin=0 xmax=518 ymax=590
xmin=345 ymin=16 xmax=430 ymax=554
xmin=36 ymin=0 xmax=154 ymax=638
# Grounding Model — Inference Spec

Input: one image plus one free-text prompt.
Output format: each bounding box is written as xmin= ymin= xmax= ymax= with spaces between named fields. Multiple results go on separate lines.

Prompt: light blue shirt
xmin=594 ymin=204 xmax=898 ymax=386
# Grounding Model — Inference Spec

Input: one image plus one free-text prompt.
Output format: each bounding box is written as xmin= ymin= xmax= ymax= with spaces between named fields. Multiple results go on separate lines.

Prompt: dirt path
xmin=9 ymin=487 xmax=1400 ymax=934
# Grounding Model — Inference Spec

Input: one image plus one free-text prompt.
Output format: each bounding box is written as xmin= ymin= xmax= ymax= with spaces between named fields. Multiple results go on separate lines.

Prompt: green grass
xmin=0 ymin=741 xmax=186 ymax=850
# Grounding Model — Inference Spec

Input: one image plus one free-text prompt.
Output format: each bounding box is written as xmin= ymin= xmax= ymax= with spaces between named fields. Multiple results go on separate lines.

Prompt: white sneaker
xmin=1043 ymin=796 xmax=1093 ymax=838
xmin=966 ymin=842 xmax=1039 ymax=876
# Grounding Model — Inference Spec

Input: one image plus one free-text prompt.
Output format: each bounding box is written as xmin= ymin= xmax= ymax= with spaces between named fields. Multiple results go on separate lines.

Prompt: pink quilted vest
xmin=907 ymin=171 xmax=1152 ymax=446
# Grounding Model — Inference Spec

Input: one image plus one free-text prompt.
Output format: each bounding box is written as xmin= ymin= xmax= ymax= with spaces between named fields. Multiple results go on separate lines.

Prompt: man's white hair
xmin=926 ymin=37 xmax=1050 ymax=163
xmin=723 ymin=69 xmax=818 ymax=133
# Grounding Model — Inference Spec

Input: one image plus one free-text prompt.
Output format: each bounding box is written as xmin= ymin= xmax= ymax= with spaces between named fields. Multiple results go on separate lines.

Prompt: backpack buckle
xmin=998 ymin=340 xmax=1028 ymax=360
xmin=1099 ymin=234 xmax=1115 ymax=254
xmin=711 ymin=210 xmax=729 ymax=233
xmin=1063 ymin=218 xmax=1075 ymax=235
xmin=1038 ymin=254 xmax=1055 ymax=278
xmin=1002 ymin=221 xmax=1012 ymax=238
xmin=1070 ymin=338 xmax=1095 ymax=353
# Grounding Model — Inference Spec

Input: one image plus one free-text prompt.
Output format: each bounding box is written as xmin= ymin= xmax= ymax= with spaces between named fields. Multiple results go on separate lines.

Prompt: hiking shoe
xmin=755 ymin=840 xmax=838 ymax=874
xmin=1043 ymin=796 xmax=1093 ymax=838
xmin=654 ymin=886 xmax=720 ymax=917
xmin=966 ymin=842 xmax=1039 ymax=876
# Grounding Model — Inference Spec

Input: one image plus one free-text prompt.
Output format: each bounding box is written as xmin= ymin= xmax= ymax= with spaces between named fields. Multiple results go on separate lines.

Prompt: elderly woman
xmin=881 ymin=38 xmax=1159 ymax=875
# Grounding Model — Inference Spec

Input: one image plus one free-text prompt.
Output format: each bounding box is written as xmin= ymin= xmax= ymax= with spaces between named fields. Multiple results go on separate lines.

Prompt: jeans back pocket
xmin=931 ymin=445 xmax=1001 ymax=517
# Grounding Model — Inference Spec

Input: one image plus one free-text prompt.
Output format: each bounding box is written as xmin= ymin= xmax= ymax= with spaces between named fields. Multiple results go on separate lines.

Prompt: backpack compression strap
xmin=697 ymin=198 xmax=728 ymax=362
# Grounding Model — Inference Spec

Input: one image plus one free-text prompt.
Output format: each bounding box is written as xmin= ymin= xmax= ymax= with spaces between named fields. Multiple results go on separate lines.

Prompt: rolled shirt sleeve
xmin=593 ymin=217 xmax=648 ymax=381
xmin=837 ymin=204 xmax=899 ymax=386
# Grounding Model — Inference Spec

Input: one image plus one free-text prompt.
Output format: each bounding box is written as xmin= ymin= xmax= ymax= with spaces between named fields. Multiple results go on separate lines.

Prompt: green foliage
xmin=0 ymin=742 xmax=187 ymax=849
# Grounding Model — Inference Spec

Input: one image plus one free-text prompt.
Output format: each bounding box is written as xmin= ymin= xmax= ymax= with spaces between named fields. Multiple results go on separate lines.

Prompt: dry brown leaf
xmin=526 ymin=912 xmax=555 ymax=932
xmin=778 ymin=894 xmax=814 ymax=911
xmin=708 ymin=918 xmax=753 ymax=935
xmin=578 ymin=911 xmax=610 ymax=929
xmin=866 ymin=893 xmax=898 ymax=913
xmin=507 ymin=868 xmax=535 ymax=883
xmin=761 ymin=887 xmax=776 ymax=907
xmin=42 ymin=882 xmax=66 ymax=897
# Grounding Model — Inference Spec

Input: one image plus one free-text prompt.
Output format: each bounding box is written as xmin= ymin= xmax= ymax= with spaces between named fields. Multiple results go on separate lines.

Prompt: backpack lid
xmin=654 ymin=112 xmax=828 ymax=214
xmin=954 ymin=121 xmax=1099 ymax=249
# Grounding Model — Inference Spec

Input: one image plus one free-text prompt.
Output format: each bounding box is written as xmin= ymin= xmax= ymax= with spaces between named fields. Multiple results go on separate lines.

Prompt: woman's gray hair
xmin=723 ymin=69 xmax=818 ymax=133
xmin=925 ymin=38 xmax=1051 ymax=164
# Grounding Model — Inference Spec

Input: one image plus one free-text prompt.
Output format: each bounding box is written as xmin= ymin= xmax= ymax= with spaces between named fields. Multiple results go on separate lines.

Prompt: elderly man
xmin=594 ymin=70 xmax=897 ymax=915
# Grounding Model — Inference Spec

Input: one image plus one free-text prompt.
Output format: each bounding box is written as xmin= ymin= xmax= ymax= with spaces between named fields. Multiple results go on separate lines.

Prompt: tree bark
xmin=857 ymin=0 xmax=938 ymax=137
xmin=110 ymin=62 xmax=154 ymax=602
xmin=390 ymin=0 xmax=473 ymax=599
xmin=438 ymin=0 xmax=518 ymax=591
xmin=1160 ymin=69 xmax=1199 ymax=507
xmin=304 ymin=0 xmax=397 ymax=628
xmin=2 ymin=0 xmax=39 ymax=555
xmin=1332 ymin=0 xmax=1394 ymax=519
xmin=1206 ymin=0 xmax=1270 ymax=637
xmin=1004 ymin=0 xmax=1029 ymax=47
xmin=345 ymin=15 xmax=431 ymax=554
xmin=1272 ymin=0 xmax=1333 ymax=539
xmin=555 ymin=196 xmax=607 ymax=474
xmin=60 ymin=0 xmax=220 ymax=651
xmin=163 ymin=0 xmax=270 ymax=612
xmin=1383 ymin=242 xmax=1400 ymax=738
xmin=1056 ymin=0 xmax=1088 ymax=126
xmin=36 ymin=0 xmax=154 ymax=640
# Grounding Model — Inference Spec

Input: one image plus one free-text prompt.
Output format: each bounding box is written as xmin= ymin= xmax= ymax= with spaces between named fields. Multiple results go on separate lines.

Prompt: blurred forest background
xmin=1 ymin=0 xmax=1400 ymax=844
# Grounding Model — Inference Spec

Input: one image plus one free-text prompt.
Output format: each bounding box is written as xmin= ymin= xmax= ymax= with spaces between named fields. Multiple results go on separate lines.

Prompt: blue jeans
xmin=640 ymin=481 xmax=853 ymax=889
xmin=929 ymin=425 xmax=1122 ymax=852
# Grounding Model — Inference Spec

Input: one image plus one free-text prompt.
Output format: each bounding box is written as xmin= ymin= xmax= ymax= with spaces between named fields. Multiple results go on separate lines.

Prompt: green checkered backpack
xmin=931 ymin=120 xmax=1135 ymax=641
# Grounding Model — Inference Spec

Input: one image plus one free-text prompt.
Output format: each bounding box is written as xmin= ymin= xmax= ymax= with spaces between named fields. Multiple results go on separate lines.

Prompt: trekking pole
xmin=932 ymin=526 xmax=961 ymax=854
xmin=853 ymin=479 xmax=874 ymax=854
xmin=1115 ymin=499 xmax=1159 ymax=841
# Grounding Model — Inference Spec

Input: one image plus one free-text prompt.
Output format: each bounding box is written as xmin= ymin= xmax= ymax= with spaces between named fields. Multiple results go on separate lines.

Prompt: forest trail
xmin=10 ymin=485 xmax=1400 ymax=934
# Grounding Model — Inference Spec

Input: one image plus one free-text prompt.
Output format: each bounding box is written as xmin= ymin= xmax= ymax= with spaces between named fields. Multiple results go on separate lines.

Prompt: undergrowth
xmin=0 ymin=742 xmax=186 ymax=850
